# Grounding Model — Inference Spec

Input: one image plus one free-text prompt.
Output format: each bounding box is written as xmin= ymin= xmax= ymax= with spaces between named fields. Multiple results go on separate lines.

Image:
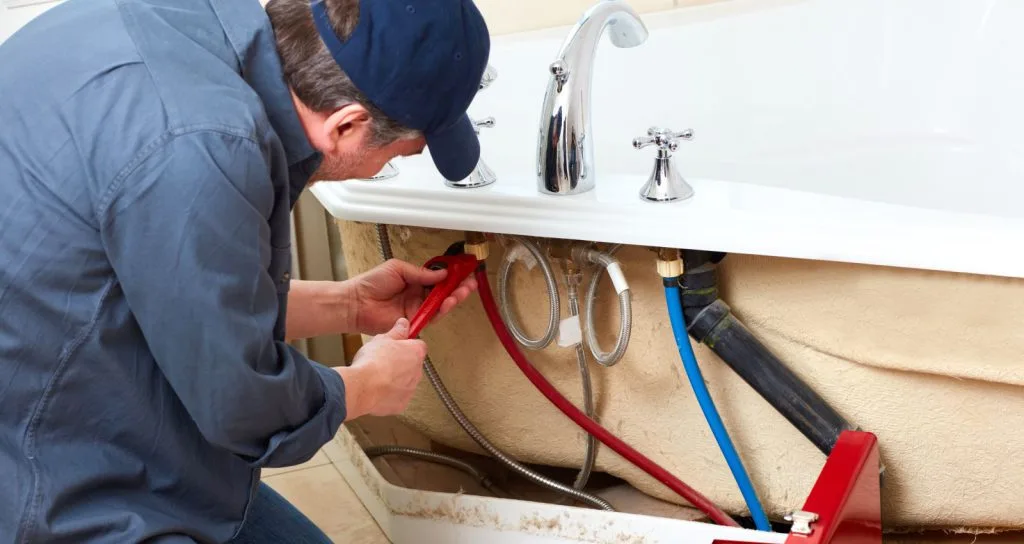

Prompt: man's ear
xmin=322 ymin=103 xmax=372 ymax=152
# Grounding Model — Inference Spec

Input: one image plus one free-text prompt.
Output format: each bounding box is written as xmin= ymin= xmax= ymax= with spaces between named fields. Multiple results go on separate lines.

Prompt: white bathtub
xmin=314 ymin=0 xmax=1024 ymax=537
xmin=313 ymin=0 xmax=1024 ymax=279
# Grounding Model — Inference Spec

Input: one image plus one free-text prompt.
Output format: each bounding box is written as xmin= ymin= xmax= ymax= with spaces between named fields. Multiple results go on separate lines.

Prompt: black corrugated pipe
xmin=679 ymin=250 xmax=856 ymax=455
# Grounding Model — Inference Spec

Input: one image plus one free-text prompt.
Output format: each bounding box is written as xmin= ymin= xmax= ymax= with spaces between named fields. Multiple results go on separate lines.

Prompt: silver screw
xmin=784 ymin=510 xmax=819 ymax=536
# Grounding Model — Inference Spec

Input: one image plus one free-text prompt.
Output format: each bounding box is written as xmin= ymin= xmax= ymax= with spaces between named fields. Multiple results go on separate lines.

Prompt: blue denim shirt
xmin=0 ymin=0 xmax=347 ymax=541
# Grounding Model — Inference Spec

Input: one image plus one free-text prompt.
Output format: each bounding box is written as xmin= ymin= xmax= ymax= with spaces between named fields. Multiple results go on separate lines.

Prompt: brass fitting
xmin=464 ymin=231 xmax=489 ymax=260
xmin=653 ymin=247 xmax=683 ymax=278
xmin=563 ymin=258 xmax=583 ymax=286
xmin=569 ymin=242 xmax=599 ymax=265
xmin=464 ymin=231 xmax=487 ymax=245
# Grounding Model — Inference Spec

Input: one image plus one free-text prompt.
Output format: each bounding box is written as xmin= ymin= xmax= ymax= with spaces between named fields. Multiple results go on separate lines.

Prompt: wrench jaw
xmin=421 ymin=261 xmax=450 ymax=300
xmin=409 ymin=253 xmax=480 ymax=338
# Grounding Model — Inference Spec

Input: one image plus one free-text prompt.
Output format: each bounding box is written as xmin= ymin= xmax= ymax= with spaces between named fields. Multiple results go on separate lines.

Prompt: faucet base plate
xmin=639 ymin=156 xmax=695 ymax=203
xmin=446 ymin=161 xmax=497 ymax=189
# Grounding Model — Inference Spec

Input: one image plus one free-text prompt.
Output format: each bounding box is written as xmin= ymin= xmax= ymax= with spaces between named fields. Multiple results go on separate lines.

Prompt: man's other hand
xmin=338 ymin=318 xmax=426 ymax=419
xmin=352 ymin=258 xmax=477 ymax=336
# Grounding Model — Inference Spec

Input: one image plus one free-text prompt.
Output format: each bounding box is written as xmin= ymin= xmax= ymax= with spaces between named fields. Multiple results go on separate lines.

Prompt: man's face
xmin=312 ymin=132 xmax=427 ymax=182
xmin=290 ymin=94 xmax=429 ymax=183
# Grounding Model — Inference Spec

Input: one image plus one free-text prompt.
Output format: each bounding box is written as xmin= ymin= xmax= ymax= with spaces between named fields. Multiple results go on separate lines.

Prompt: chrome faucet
xmin=537 ymin=0 xmax=649 ymax=196
xmin=446 ymin=65 xmax=499 ymax=189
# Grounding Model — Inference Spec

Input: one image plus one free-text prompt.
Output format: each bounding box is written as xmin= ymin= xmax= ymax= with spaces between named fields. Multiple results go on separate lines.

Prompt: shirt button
xmin=281 ymin=272 xmax=290 ymax=283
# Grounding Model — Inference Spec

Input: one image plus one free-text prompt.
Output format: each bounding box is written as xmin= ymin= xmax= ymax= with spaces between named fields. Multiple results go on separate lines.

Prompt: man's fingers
xmin=397 ymin=260 xmax=447 ymax=286
xmin=412 ymin=339 xmax=428 ymax=359
xmin=434 ymin=284 xmax=476 ymax=319
xmin=451 ymin=286 xmax=472 ymax=301
xmin=406 ymin=291 xmax=425 ymax=312
xmin=437 ymin=298 xmax=457 ymax=317
xmin=409 ymin=368 xmax=424 ymax=389
xmin=400 ymin=360 xmax=425 ymax=388
xmin=396 ymin=338 xmax=428 ymax=361
xmin=385 ymin=318 xmax=411 ymax=340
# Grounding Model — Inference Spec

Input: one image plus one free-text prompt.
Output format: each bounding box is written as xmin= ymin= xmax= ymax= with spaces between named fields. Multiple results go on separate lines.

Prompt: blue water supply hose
xmin=665 ymin=283 xmax=772 ymax=531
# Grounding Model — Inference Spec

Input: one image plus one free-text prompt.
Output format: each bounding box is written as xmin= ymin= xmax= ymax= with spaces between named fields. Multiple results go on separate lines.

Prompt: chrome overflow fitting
xmin=447 ymin=65 xmax=499 ymax=189
xmin=633 ymin=126 xmax=694 ymax=203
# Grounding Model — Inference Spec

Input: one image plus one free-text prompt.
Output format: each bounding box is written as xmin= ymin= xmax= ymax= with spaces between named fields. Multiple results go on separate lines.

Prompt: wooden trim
xmin=292 ymin=192 xmax=346 ymax=366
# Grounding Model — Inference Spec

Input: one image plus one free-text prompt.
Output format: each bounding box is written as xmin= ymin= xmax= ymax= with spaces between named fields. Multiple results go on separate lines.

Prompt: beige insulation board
xmin=338 ymin=220 xmax=1024 ymax=532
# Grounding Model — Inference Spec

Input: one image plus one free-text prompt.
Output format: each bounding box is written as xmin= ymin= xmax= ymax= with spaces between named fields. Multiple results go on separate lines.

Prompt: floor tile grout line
xmin=323 ymin=458 xmax=392 ymax=541
xmin=261 ymin=465 xmax=317 ymax=480
xmin=262 ymin=463 xmax=391 ymax=542
xmin=261 ymin=454 xmax=333 ymax=478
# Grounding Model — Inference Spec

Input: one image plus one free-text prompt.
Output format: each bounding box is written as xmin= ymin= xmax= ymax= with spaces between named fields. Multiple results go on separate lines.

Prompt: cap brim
xmin=425 ymin=114 xmax=481 ymax=182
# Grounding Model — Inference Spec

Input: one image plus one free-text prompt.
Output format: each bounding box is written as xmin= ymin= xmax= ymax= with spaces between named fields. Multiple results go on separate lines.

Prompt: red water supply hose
xmin=473 ymin=267 xmax=740 ymax=527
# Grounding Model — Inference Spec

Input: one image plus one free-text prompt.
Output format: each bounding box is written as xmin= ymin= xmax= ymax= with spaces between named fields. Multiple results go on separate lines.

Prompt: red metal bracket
xmin=408 ymin=253 xmax=479 ymax=338
xmin=714 ymin=430 xmax=882 ymax=544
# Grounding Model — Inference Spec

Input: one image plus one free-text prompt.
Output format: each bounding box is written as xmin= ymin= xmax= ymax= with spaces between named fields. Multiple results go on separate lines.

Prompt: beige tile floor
xmin=262 ymin=452 xmax=390 ymax=543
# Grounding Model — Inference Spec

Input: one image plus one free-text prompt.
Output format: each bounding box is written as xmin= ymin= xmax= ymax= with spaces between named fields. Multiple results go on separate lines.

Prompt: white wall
xmin=1 ymin=0 xmax=62 ymax=43
xmin=1 ymin=0 xmax=695 ymax=45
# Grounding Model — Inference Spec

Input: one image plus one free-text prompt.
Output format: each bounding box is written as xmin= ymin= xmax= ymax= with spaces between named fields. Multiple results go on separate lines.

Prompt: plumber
xmin=0 ymin=0 xmax=489 ymax=541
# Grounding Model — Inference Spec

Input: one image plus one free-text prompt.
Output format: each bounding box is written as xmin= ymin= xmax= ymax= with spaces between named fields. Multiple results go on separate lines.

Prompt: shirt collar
xmin=208 ymin=0 xmax=321 ymax=187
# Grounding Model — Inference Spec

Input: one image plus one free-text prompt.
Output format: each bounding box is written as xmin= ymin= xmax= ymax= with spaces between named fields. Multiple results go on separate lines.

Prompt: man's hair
xmin=266 ymin=0 xmax=419 ymax=146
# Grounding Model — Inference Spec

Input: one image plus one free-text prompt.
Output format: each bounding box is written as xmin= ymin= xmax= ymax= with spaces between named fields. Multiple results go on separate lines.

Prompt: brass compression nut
xmin=465 ymin=242 xmax=489 ymax=261
xmin=657 ymin=258 xmax=683 ymax=278
xmin=464 ymin=231 xmax=489 ymax=260
xmin=464 ymin=231 xmax=487 ymax=245
xmin=653 ymin=247 xmax=683 ymax=278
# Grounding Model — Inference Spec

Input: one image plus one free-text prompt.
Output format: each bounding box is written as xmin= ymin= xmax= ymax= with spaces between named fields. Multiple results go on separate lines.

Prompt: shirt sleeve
xmin=99 ymin=128 xmax=345 ymax=468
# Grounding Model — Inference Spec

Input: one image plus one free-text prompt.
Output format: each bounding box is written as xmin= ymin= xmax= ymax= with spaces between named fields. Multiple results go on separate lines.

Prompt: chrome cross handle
xmin=633 ymin=126 xmax=694 ymax=203
xmin=446 ymin=117 xmax=497 ymax=189
xmin=472 ymin=117 xmax=496 ymax=133
xmin=480 ymin=64 xmax=498 ymax=90
xmin=633 ymin=127 xmax=694 ymax=153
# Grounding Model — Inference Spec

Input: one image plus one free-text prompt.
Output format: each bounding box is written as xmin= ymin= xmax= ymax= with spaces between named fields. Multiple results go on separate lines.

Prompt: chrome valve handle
xmin=447 ymin=116 xmax=497 ymax=189
xmin=633 ymin=127 xmax=694 ymax=203
xmin=363 ymin=161 xmax=399 ymax=181
xmin=473 ymin=117 xmax=496 ymax=132
xmin=480 ymin=65 xmax=498 ymax=90
xmin=632 ymin=127 xmax=694 ymax=153
xmin=448 ymin=64 xmax=497 ymax=189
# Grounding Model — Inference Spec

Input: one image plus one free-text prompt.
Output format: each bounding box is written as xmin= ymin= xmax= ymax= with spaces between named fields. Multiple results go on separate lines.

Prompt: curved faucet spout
xmin=559 ymin=0 xmax=649 ymax=57
xmin=538 ymin=0 xmax=649 ymax=196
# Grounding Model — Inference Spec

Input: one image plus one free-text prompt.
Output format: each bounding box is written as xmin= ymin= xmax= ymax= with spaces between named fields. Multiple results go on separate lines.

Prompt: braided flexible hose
xmin=496 ymin=236 xmax=560 ymax=350
xmin=581 ymin=246 xmax=632 ymax=367
xmin=364 ymin=445 xmax=508 ymax=499
xmin=566 ymin=278 xmax=598 ymax=492
xmin=371 ymin=224 xmax=614 ymax=511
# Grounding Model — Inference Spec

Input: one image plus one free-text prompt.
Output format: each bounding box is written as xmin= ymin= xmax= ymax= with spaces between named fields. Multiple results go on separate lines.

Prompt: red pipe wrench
xmin=408 ymin=253 xmax=479 ymax=338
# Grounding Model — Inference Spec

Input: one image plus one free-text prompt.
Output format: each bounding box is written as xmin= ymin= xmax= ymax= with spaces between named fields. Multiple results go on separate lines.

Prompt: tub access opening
xmin=347 ymin=415 xmax=711 ymax=522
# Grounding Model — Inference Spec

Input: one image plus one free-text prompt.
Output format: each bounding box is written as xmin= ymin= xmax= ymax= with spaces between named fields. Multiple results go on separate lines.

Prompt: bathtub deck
xmin=312 ymin=0 xmax=1024 ymax=280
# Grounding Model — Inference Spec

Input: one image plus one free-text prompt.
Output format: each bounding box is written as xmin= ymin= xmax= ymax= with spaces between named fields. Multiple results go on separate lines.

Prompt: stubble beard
xmin=308 ymin=145 xmax=370 ymax=185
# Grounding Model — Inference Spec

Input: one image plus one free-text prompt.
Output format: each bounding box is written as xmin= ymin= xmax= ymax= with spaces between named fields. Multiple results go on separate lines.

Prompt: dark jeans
xmin=229 ymin=483 xmax=332 ymax=544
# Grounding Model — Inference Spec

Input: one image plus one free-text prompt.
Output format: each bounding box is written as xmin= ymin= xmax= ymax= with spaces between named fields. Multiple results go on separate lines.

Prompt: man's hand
xmin=337 ymin=318 xmax=427 ymax=419
xmin=352 ymin=258 xmax=478 ymax=336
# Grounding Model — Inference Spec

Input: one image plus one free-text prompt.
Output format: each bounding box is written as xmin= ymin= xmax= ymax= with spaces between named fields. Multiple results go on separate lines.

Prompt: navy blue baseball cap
xmin=310 ymin=0 xmax=491 ymax=181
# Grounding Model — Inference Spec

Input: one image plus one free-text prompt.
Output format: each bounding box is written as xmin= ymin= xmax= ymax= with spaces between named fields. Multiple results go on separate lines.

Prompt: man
xmin=0 ymin=0 xmax=489 ymax=541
